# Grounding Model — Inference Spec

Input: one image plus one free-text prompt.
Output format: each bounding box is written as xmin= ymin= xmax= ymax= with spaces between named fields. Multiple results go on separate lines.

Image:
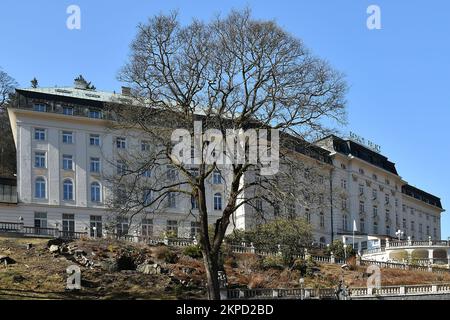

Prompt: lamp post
xmin=92 ymin=226 xmax=97 ymax=239
xmin=343 ymin=244 xmax=347 ymax=262
xmin=395 ymin=229 xmax=404 ymax=241
xmin=299 ymin=278 xmax=305 ymax=300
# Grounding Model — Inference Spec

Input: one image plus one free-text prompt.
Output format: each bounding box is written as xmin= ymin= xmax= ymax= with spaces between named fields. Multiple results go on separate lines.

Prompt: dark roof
xmin=316 ymin=135 xmax=398 ymax=175
xmin=401 ymin=184 xmax=443 ymax=209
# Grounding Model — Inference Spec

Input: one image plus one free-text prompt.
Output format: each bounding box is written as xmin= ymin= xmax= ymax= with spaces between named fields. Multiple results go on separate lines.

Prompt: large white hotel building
xmin=0 ymin=81 xmax=445 ymax=251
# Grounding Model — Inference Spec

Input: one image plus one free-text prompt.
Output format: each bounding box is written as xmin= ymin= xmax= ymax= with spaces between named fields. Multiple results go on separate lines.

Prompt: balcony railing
xmin=0 ymin=222 xmax=87 ymax=240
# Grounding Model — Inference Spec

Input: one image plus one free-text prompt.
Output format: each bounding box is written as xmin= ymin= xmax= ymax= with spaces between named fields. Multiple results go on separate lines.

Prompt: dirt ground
xmin=1 ymin=236 xmax=450 ymax=300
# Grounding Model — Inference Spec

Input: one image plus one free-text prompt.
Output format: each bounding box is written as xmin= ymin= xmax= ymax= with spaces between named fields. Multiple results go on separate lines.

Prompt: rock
xmin=49 ymin=245 xmax=60 ymax=253
xmin=12 ymin=275 xmax=25 ymax=283
xmin=137 ymin=263 xmax=161 ymax=275
xmin=74 ymin=249 xmax=87 ymax=256
xmin=101 ymin=260 xmax=119 ymax=272
xmin=0 ymin=255 xmax=16 ymax=265
xmin=47 ymin=238 xmax=66 ymax=248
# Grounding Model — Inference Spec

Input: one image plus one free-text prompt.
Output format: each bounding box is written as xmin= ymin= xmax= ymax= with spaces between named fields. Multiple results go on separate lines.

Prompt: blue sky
xmin=0 ymin=0 xmax=449 ymax=237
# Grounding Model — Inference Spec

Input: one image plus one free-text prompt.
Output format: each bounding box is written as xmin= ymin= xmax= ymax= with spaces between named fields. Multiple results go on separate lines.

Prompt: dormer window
xmin=89 ymin=109 xmax=102 ymax=119
xmin=63 ymin=106 xmax=74 ymax=115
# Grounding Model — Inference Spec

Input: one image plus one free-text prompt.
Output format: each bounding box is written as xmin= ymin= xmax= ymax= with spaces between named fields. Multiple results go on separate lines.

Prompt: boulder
xmin=137 ymin=263 xmax=161 ymax=275
xmin=47 ymin=238 xmax=66 ymax=248
xmin=49 ymin=245 xmax=60 ymax=253
xmin=0 ymin=255 xmax=16 ymax=265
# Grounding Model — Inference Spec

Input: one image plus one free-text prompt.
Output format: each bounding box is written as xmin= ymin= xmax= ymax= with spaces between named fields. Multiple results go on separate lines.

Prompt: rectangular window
xmin=166 ymin=220 xmax=178 ymax=236
xmin=190 ymin=221 xmax=200 ymax=238
xmin=191 ymin=195 xmax=199 ymax=210
xmin=143 ymin=189 xmax=153 ymax=206
xmin=89 ymin=109 xmax=102 ymax=119
xmin=33 ymin=104 xmax=47 ymax=112
xmin=373 ymin=205 xmax=378 ymax=217
xmin=341 ymin=199 xmax=347 ymax=210
xmin=34 ymin=128 xmax=46 ymax=141
xmin=116 ymin=217 xmax=129 ymax=237
xmin=213 ymin=171 xmax=222 ymax=184
xmin=62 ymin=155 xmax=73 ymax=170
xmin=116 ymin=161 xmax=127 ymax=175
xmin=62 ymin=131 xmax=73 ymax=144
xmin=141 ymin=218 xmax=153 ymax=237
xmin=90 ymin=157 xmax=100 ymax=173
xmin=385 ymin=194 xmax=390 ymax=204
xmin=340 ymin=179 xmax=347 ymax=189
xmin=359 ymin=201 xmax=365 ymax=214
xmin=116 ymin=137 xmax=126 ymax=149
xmin=141 ymin=141 xmax=150 ymax=151
xmin=34 ymin=212 xmax=47 ymax=235
xmin=90 ymin=215 xmax=102 ymax=238
xmin=62 ymin=106 xmax=74 ymax=115
xmin=34 ymin=152 xmax=46 ymax=168
xmin=62 ymin=214 xmax=75 ymax=237
xmin=168 ymin=192 xmax=176 ymax=208
xmin=372 ymin=189 xmax=377 ymax=199
xmin=167 ymin=167 xmax=178 ymax=181
xmin=89 ymin=134 xmax=100 ymax=146
xmin=359 ymin=184 xmax=364 ymax=195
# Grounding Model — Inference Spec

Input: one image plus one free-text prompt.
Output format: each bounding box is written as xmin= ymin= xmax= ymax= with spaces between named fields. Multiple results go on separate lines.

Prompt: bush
xmin=153 ymin=246 xmax=179 ymax=264
xmin=292 ymin=257 xmax=318 ymax=276
xmin=262 ymin=255 xmax=284 ymax=270
xmin=183 ymin=245 xmax=203 ymax=259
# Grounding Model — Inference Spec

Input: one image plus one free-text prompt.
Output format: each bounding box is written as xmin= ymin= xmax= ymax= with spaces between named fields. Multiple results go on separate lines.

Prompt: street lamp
xmin=395 ymin=229 xmax=404 ymax=241
xmin=343 ymin=244 xmax=348 ymax=261
xmin=92 ymin=226 xmax=97 ymax=239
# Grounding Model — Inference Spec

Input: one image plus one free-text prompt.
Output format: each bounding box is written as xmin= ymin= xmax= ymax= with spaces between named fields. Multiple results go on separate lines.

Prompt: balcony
xmin=0 ymin=178 xmax=17 ymax=204
xmin=0 ymin=222 xmax=87 ymax=240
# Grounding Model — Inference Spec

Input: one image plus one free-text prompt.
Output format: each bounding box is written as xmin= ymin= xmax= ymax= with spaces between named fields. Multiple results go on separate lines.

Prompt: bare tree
xmin=110 ymin=9 xmax=347 ymax=299
xmin=0 ymin=68 xmax=17 ymax=176
xmin=0 ymin=68 xmax=17 ymax=111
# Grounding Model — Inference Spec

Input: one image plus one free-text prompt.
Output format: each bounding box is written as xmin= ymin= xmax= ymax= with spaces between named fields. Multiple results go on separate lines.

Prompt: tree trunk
xmin=203 ymin=251 xmax=221 ymax=300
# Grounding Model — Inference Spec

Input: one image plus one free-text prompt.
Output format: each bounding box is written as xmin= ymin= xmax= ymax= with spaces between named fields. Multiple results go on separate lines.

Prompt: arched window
xmin=63 ymin=179 xmax=74 ymax=201
xmin=91 ymin=182 xmax=101 ymax=202
xmin=214 ymin=193 xmax=222 ymax=211
xmin=35 ymin=177 xmax=46 ymax=199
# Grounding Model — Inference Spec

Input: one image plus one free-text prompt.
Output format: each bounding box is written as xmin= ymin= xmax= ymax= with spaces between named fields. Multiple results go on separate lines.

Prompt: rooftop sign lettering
xmin=349 ymin=131 xmax=381 ymax=153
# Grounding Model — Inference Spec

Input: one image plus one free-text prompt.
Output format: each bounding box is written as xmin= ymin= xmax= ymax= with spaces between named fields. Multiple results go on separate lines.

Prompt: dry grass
xmin=2 ymin=237 xmax=450 ymax=299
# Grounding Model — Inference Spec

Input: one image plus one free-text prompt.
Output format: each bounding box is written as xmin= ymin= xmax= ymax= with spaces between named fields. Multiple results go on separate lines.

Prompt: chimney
xmin=121 ymin=86 xmax=131 ymax=96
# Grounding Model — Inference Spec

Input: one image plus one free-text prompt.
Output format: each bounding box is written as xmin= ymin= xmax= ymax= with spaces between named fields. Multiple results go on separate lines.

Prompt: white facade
xmin=0 ymin=85 xmax=444 ymax=245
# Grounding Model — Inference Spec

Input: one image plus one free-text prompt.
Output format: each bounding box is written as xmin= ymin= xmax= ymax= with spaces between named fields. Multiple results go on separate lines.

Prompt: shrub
xmin=153 ymin=246 xmax=179 ymax=263
xmin=236 ymin=253 xmax=261 ymax=272
xmin=262 ymin=255 xmax=284 ymax=270
xmin=183 ymin=245 xmax=203 ymax=259
xmin=292 ymin=257 xmax=318 ymax=276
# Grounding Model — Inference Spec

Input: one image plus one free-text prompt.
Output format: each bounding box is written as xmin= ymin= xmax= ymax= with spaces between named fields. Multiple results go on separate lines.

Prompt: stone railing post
xmin=399 ymin=286 xmax=405 ymax=295
xmin=367 ymin=287 xmax=373 ymax=296
xmin=429 ymin=236 xmax=433 ymax=246
xmin=250 ymin=242 xmax=255 ymax=254
xmin=432 ymin=285 xmax=438 ymax=293
xmin=356 ymin=255 xmax=361 ymax=266
xmin=220 ymin=289 xmax=228 ymax=300
xmin=407 ymin=236 xmax=412 ymax=246
xmin=330 ymin=252 xmax=335 ymax=264
xmin=386 ymin=238 xmax=390 ymax=248
xmin=272 ymin=289 xmax=279 ymax=298
xmin=304 ymin=248 xmax=310 ymax=261
xmin=277 ymin=244 xmax=282 ymax=256
xmin=163 ymin=235 xmax=169 ymax=246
